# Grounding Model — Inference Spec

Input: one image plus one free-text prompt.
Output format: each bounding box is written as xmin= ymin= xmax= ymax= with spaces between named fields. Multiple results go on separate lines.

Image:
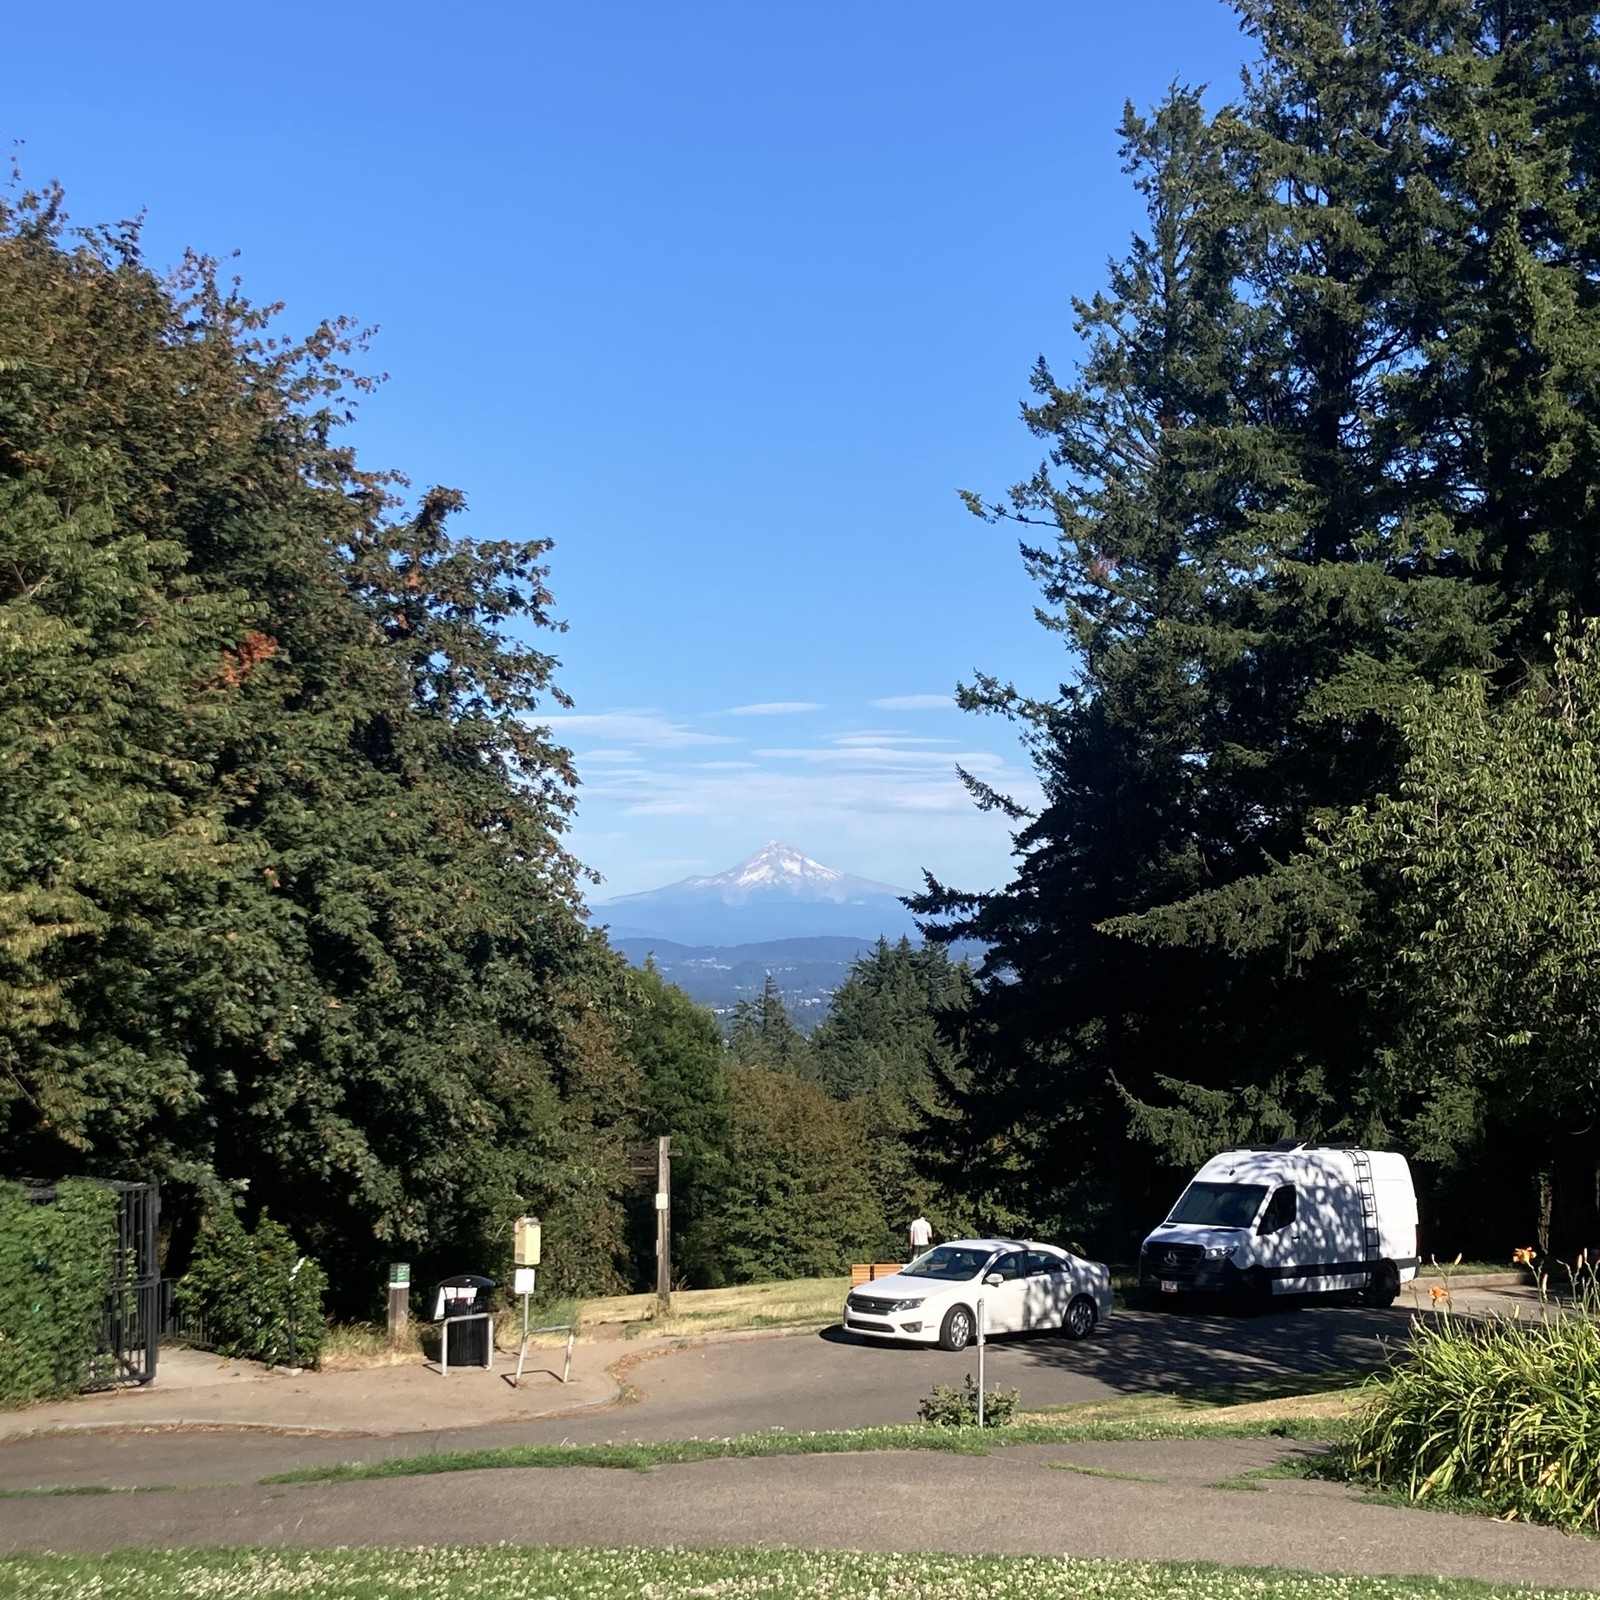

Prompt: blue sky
xmin=10 ymin=2 xmax=1253 ymax=899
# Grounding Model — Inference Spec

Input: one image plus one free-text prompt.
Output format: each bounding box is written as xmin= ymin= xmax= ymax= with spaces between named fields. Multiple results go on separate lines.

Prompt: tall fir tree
xmin=922 ymin=2 xmax=1598 ymax=1256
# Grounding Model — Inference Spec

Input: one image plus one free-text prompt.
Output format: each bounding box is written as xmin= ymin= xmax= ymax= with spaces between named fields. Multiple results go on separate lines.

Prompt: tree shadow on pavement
xmin=817 ymin=1300 xmax=1416 ymax=1393
xmin=1005 ymin=1300 xmax=1415 ymax=1392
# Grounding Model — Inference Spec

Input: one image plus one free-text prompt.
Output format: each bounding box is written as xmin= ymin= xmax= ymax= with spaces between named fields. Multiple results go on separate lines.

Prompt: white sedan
xmin=842 ymin=1238 xmax=1113 ymax=1351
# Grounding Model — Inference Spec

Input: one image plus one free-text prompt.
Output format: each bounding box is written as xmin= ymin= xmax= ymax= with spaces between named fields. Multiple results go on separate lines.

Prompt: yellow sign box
xmin=513 ymin=1216 xmax=541 ymax=1266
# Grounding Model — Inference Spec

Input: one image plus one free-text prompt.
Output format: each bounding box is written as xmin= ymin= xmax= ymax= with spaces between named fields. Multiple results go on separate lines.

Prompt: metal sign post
xmin=976 ymin=1298 xmax=986 ymax=1428
xmin=507 ymin=1215 xmax=576 ymax=1387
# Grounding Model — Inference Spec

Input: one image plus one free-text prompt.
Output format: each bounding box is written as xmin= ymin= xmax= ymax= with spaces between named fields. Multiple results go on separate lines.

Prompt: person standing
xmin=907 ymin=1214 xmax=933 ymax=1256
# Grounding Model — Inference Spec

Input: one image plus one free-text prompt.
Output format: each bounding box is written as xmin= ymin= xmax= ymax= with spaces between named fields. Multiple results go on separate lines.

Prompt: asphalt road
xmin=1 ymin=1298 xmax=1415 ymax=1491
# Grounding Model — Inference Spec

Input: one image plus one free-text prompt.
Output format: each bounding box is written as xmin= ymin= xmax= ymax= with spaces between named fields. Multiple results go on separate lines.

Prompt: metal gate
xmin=22 ymin=1180 xmax=160 ymax=1389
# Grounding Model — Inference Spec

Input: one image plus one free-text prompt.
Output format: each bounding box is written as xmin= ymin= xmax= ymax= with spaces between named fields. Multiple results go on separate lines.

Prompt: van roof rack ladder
xmin=1348 ymin=1147 xmax=1382 ymax=1263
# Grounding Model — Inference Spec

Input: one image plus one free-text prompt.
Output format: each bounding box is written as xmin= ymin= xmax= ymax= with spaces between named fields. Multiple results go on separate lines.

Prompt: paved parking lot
xmin=0 ymin=1296 xmax=1421 ymax=1491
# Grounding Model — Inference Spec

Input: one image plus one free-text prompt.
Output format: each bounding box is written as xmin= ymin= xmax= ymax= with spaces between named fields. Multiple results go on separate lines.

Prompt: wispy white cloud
xmin=573 ymin=748 xmax=645 ymax=764
xmin=754 ymin=744 xmax=983 ymax=771
xmin=724 ymin=701 xmax=825 ymax=716
xmin=829 ymin=730 xmax=958 ymax=749
xmin=871 ymin=693 xmax=954 ymax=711
xmin=542 ymin=710 xmax=737 ymax=748
xmin=581 ymin=745 xmax=1031 ymax=819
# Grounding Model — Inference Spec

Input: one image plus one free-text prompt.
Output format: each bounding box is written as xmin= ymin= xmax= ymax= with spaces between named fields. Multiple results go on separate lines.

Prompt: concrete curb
xmin=1408 ymin=1272 xmax=1529 ymax=1292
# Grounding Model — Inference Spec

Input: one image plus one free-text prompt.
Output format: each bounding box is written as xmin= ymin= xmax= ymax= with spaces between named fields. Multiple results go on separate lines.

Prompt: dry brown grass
xmin=1012 ymin=1373 xmax=1369 ymax=1431
xmin=580 ymin=1276 xmax=849 ymax=1340
xmin=317 ymin=1322 xmax=425 ymax=1372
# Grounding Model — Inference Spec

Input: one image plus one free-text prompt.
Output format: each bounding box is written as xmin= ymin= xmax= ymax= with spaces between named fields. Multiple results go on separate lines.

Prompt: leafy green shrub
xmin=178 ymin=1210 xmax=327 ymax=1369
xmin=1347 ymin=1261 xmax=1600 ymax=1531
xmin=917 ymin=1373 xmax=1018 ymax=1428
xmin=0 ymin=1181 xmax=118 ymax=1407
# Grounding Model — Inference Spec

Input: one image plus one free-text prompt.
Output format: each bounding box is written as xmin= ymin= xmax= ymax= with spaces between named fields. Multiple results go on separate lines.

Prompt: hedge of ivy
xmin=0 ymin=1180 xmax=118 ymax=1408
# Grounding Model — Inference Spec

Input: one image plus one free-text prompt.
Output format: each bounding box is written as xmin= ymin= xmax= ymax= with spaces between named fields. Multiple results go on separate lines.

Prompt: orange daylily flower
xmin=1429 ymin=1284 xmax=1450 ymax=1303
xmin=1512 ymin=1246 xmax=1536 ymax=1266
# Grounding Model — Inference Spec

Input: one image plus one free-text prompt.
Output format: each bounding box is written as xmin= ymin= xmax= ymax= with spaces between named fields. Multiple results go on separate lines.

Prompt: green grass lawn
xmin=2 ymin=1546 xmax=1592 ymax=1600
xmin=261 ymin=1412 xmax=1343 ymax=1486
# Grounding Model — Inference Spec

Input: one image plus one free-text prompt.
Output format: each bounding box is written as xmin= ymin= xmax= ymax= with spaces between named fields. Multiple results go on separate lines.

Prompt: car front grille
xmin=848 ymin=1294 xmax=899 ymax=1315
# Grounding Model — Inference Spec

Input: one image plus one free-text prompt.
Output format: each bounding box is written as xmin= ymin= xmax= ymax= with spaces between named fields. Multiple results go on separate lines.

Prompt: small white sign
xmin=654 ymin=1191 xmax=669 ymax=1211
xmin=513 ymin=1267 xmax=537 ymax=1296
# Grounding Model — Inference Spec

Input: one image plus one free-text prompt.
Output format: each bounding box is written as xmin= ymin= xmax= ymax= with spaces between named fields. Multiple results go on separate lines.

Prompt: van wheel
xmin=1242 ymin=1268 xmax=1273 ymax=1316
xmin=1363 ymin=1260 xmax=1400 ymax=1309
xmin=1062 ymin=1295 xmax=1097 ymax=1340
xmin=939 ymin=1305 xmax=974 ymax=1352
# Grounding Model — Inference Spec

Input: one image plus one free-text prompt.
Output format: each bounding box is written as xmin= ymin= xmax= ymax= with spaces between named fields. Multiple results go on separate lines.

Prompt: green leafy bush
xmin=0 ymin=1181 xmax=117 ymax=1407
xmin=918 ymin=1373 xmax=1018 ymax=1428
xmin=1348 ymin=1261 xmax=1600 ymax=1531
xmin=178 ymin=1210 xmax=327 ymax=1368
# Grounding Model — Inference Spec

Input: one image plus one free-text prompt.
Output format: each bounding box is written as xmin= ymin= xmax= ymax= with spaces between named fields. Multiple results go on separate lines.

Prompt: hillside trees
xmin=709 ymin=1065 xmax=886 ymax=1280
xmin=1324 ymin=626 xmax=1600 ymax=1249
xmin=922 ymin=1 xmax=1600 ymax=1255
xmin=618 ymin=962 xmax=732 ymax=1287
xmin=806 ymin=938 xmax=972 ymax=1240
xmin=726 ymin=973 xmax=811 ymax=1074
xmin=0 ymin=183 xmax=643 ymax=1304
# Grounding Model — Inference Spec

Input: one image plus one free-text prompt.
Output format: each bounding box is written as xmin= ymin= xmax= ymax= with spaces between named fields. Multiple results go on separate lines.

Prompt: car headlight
xmin=1204 ymin=1245 xmax=1231 ymax=1261
xmin=886 ymin=1298 xmax=924 ymax=1312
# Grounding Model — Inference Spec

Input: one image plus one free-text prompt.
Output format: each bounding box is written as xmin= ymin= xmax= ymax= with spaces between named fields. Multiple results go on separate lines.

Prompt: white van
xmin=1140 ymin=1142 xmax=1419 ymax=1308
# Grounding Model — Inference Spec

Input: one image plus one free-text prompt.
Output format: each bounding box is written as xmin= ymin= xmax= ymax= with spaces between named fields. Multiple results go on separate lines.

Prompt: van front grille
xmin=1145 ymin=1242 xmax=1205 ymax=1278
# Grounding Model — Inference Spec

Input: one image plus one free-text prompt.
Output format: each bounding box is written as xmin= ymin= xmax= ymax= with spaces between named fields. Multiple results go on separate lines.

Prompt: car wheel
xmin=938 ymin=1305 xmax=974 ymax=1352
xmin=1062 ymin=1295 xmax=1096 ymax=1340
xmin=1362 ymin=1260 xmax=1400 ymax=1309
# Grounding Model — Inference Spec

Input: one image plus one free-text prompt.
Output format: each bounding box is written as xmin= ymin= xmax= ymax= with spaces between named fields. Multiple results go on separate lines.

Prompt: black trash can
xmin=432 ymin=1274 xmax=496 ymax=1369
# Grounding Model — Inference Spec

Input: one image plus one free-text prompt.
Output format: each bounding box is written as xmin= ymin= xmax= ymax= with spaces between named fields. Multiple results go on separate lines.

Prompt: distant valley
xmin=594 ymin=843 xmax=944 ymax=1023
xmin=611 ymin=934 xmax=890 ymax=1025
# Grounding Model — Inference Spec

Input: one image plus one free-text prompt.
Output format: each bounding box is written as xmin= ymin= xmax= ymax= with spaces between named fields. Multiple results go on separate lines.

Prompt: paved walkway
xmin=5 ymin=1440 xmax=1600 ymax=1590
xmin=0 ymin=1341 xmax=618 ymax=1443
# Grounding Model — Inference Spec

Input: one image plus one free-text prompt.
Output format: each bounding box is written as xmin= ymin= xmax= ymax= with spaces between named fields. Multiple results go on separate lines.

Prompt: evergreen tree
xmin=805 ymin=939 xmax=973 ymax=1241
xmin=727 ymin=972 xmax=810 ymax=1074
xmin=708 ymin=1066 xmax=885 ymax=1280
xmin=807 ymin=938 xmax=969 ymax=1101
xmin=923 ymin=3 xmax=1598 ymax=1256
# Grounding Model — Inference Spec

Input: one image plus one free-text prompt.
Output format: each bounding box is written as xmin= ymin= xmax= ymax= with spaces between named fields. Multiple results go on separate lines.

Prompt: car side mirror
xmin=983 ymin=1273 xmax=1003 ymax=1287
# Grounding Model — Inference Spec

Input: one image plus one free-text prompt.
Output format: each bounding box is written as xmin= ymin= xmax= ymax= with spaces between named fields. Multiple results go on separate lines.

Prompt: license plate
xmin=1161 ymin=1280 xmax=1178 ymax=1294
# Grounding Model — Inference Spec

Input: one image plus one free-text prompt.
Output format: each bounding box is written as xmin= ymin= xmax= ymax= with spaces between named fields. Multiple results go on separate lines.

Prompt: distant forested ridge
xmin=914 ymin=0 xmax=1600 ymax=1262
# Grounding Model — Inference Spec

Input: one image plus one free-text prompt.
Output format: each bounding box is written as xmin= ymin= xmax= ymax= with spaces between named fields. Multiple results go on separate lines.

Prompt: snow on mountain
xmin=594 ymin=842 xmax=920 ymax=946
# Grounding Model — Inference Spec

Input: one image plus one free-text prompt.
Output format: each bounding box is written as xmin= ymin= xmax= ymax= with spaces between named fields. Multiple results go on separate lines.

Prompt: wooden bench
xmin=850 ymin=1262 xmax=909 ymax=1287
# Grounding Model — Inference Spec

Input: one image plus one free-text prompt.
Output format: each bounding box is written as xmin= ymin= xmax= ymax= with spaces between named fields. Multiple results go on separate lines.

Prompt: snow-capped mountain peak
xmin=593 ymin=843 xmax=917 ymax=945
xmin=722 ymin=842 xmax=843 ymax=891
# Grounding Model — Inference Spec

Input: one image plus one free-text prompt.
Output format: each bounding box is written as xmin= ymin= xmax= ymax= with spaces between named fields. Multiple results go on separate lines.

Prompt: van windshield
xmin=1166 ymin=1181 xmax=1268 ymax=1229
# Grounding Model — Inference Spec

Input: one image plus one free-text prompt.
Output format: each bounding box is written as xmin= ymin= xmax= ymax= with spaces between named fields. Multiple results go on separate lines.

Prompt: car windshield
xmin=1166 ymin=1181 xmax=1268 ymax=1229
xmin=901 ymin=1245 xmax=993 ymax=1282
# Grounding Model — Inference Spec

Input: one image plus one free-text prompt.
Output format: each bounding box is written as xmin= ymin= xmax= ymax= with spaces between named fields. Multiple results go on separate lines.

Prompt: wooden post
xmin=656 ymin=1135 xmax=672 ymax=1313
xmin=387 ymin=1262 xmax=410 ymax=1346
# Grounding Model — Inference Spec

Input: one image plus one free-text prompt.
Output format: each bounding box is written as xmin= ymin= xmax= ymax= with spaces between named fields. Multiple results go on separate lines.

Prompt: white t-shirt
xmin=908 ymin=1216 xmax=932 ymax=1249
